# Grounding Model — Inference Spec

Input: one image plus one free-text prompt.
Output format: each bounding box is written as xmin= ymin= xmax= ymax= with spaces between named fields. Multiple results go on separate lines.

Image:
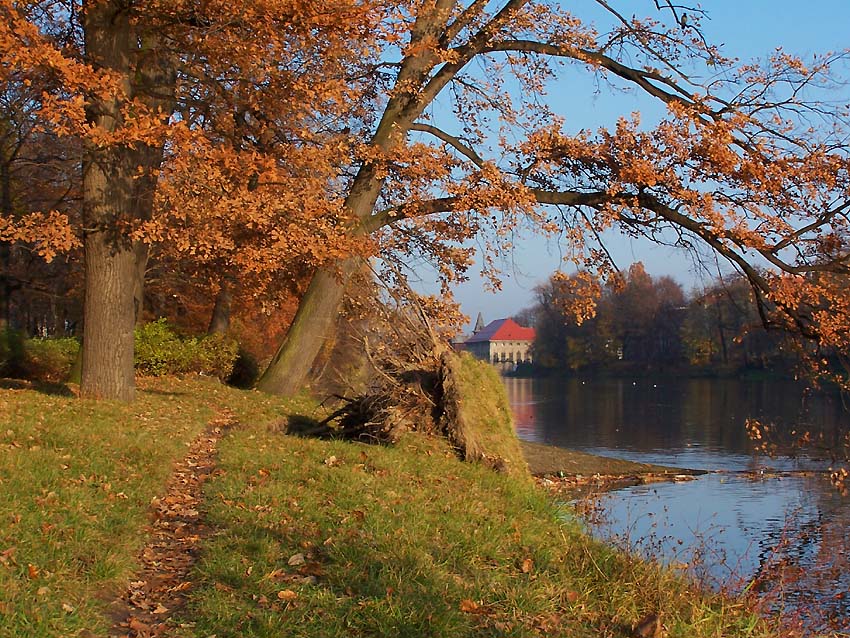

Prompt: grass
xmin=172 ymin=422 xmax=772 ymax=638
xmin=0 ymin=377 xmax=302 ymax=637
xmin=450 ymin=352 xmax=530 ymax=480
xmin=0 ymin=373 xmax=778 ymax=637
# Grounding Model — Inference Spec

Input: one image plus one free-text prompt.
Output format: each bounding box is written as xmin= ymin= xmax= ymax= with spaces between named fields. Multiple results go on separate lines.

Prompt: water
xmin=504 ymin=376 xmax=850 ymax=632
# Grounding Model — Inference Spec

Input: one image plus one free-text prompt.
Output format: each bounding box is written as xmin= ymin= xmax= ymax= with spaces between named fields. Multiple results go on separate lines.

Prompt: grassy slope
xmin=0 ymin=378 xmax=302 ymax=637
xmin=176 ymin=425 xmax=768 ymax=638
xmin=450 ymin=352 xmax=530 ymax=480
xmin=0 ymin=373 xmax=772 ymax=638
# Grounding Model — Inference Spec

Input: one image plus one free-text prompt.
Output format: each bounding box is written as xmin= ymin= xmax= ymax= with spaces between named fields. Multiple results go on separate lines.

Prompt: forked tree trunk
xmin=256 ymin=260 xmax=360 ymax=395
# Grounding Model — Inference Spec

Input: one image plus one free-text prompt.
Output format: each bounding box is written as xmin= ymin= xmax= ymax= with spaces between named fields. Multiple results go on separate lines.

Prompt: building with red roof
xmin=460 ymin=317 xmax=536 ymax=369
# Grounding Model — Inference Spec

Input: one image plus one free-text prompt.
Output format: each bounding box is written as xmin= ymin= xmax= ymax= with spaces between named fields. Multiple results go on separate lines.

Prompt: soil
xmin=520 ymin=440 xmax=705 ymax=496
xmin=520 ymin=440 xmax=696 ymax=476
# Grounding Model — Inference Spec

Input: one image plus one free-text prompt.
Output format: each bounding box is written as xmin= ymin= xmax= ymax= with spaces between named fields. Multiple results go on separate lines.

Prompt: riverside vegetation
xmin=0 ymin=355 xmax=786 ymax=638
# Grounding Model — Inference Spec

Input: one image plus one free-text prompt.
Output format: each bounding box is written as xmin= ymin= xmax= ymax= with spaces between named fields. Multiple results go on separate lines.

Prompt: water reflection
xmin=503 ymin=376 xmax=850 ymax=632
xmin=504 ymin=377 xmax=844 ymax=471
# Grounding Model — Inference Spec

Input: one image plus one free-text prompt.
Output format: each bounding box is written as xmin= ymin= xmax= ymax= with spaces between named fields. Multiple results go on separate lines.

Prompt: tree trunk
xmin=207 ymin=276 xmax=233 ymax=335
xmin=0 ymin=244 xmax=10 ymax=331
xmin=1 ymin=142 xmax=12 ymax=331
xmin=134 ymin=242 xmax=149 ymax=325
xmin=255 ymin=22 xmax=438 ymax=396
xmin=79 ymin=2 xmax=174 ymax=399
xmin=79 ymin=0 xmax=135 ymax=400
xmin=81 ymin=230 xmax=137 ymax=400
xmin=256 ymin=260 xmax=360 ymax=395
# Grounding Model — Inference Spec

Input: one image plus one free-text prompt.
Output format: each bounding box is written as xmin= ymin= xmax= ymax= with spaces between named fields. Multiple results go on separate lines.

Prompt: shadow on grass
xmin=284 ymin=414 xmax=336 ymax=438
xmin=284 ymin=413 xmax=393 ymax=447
xmin=0 ymin=378 xmax=75 ymax=396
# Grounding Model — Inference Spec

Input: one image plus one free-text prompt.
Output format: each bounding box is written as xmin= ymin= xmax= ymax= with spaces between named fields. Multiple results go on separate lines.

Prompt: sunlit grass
xmin=0 ymin=376 xmax=778 ymax=637
xmin=176 ymin=421 xmax=775 ymax=637
xmin=0 ymin=377 xmax=299 ymax=637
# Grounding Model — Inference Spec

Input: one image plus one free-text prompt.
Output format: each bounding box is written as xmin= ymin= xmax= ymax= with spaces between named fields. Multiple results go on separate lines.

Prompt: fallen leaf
xmin=128 ymin=617 xmax=150 ymax=633
xmin=153 ymin=603 xmax=168 ymax=614
xmin=36 ymin=586 xmax=49 ymax=596
xmin=566 ymin=590 xmax=579 ymax=603
xmin=288 ymin=553 xmax=306 ymax=566
xmin=261 ymin=568 xmax=286 ymax=581
xmin=0 ymin=547 xmax=16 ymax=565
xmin=460 ymin=599 xmax=480 ymax=613
xmin=323 ymin=455 xmax=340 ymax=467
xmin=27 ymin=563 xmax=39 ymax=579
xmin=521 ymin=558 xmax=534 ymax=573
xmin=61 ymin=602 xmax=74 ymax=613
xmin=277 ymin=589 xmax=298 ymax=601
xmin=298 ymin=562 xmax=325 ymax=577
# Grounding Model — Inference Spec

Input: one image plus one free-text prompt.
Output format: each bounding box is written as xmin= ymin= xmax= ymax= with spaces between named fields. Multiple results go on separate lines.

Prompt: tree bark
xmin=207 ymin=276 xmax=233 ymax=335
xmin=79 ymin=0 xmax=136 ymax=400
xmin=256 ymin=259 xmax=360 ymax=395
xmin=81 ymin=230 xmax=137 ymax=400
xmin=79 ymin=2 xmax=174 ymax=400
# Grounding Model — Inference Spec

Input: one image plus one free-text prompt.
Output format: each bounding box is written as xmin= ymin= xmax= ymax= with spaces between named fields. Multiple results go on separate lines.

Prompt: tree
xmin=0 ymin=0 xmax=374 ymax=399
xmin=682 ymin=275 xmax=796 ymax=371
xmin=0 ymin=73 xmax=81 ymax=334
xmin=530 ymin=264 xmax=686 ymax=372
xmin=255 ymin=1 xmax=850 ymax=397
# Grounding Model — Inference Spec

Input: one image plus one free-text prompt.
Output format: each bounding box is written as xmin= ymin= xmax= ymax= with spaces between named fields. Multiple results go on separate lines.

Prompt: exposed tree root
xmin=106 ymin=413 xmax=237 ymax=637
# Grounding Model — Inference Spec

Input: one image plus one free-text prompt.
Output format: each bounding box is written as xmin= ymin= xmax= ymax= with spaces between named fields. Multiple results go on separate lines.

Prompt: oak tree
xmin=0 ymin=0 xmax=373 ymax=399
xmin=255 ymin=1 xmax=850 ymax=397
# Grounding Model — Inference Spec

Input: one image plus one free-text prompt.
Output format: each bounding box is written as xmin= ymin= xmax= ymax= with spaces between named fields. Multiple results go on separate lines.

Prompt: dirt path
xmin=107 ymin=413 xmax=236 ymax=638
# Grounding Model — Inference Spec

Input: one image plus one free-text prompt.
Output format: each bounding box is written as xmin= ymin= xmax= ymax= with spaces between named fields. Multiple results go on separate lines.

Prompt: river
xmin=503 ymin=376 xmax=850 ymax=633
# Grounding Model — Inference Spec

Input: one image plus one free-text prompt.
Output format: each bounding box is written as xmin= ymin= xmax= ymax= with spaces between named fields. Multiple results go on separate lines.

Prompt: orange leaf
xmin=459 ymin=599 xmax=480 ymax=613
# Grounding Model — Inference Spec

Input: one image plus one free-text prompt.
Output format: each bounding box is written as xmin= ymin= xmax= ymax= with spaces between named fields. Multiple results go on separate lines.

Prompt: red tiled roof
xmin=465 ymin=318 xmax=535 ymax=343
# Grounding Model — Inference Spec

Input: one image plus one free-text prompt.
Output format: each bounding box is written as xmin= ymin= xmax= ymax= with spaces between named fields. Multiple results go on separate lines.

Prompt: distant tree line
xmin=520 ymin=263 xmax=805 ymax=376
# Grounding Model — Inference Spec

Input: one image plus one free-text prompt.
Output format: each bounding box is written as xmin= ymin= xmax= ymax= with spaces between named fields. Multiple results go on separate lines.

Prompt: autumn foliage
xmin=0 ymin=1 xmax=848 ymax=410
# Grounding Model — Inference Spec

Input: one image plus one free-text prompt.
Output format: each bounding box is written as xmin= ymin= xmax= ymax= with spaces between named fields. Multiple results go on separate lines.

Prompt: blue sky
xmin=423 ymin=1 xmax=850 ymax=328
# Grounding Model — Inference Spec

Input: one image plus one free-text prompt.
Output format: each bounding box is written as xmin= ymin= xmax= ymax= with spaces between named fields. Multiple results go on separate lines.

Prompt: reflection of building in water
xmin=504 ymin=378 xmax=540 ymax=441
xmin=454 ymin=314 xmax=535 ymax=373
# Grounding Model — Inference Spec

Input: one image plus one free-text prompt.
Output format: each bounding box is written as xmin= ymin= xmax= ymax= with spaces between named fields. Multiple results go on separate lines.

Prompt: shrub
xmin=21 ymin=337 xmax=80 ymax=382
xmin=187 ymin=333 xmax=240 ymax=380
xmin=0 ymin=331 xmax=78 ymax=382
xmin=134 ymin=319 xmax=190 ymax=376
xmin=0 ymin=329 xmax=25 ymax=377
xmin=134 ymin=319 xmax=239 ymax=379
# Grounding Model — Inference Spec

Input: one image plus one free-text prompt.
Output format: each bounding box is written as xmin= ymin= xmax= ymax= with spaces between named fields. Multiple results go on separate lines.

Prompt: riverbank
xmin=0 ymin=376 xmax=779 ymax=637
xmin=521 ymin=440 xmax=703 ymax=496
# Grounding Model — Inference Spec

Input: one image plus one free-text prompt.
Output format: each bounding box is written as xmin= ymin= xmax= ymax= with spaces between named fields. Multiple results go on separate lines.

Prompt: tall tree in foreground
xmin=0 ymin=0 xmax=373 ymax=399
xmin=257 ymin=0 xmax=850 ymax=396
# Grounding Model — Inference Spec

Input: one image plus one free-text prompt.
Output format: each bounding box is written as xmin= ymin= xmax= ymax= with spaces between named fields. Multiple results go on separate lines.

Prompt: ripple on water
xmin=589 ymin=474 xmax=850 ymax=632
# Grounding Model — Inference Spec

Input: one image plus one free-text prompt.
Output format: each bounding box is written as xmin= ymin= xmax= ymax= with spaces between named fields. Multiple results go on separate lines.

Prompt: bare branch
xmin=409 ymin=122 xmax=484 ymax=166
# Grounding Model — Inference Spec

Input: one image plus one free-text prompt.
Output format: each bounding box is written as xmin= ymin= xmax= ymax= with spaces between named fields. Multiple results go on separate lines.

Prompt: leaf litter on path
xmin=107 ymin=412 xmax=237 ymax=638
